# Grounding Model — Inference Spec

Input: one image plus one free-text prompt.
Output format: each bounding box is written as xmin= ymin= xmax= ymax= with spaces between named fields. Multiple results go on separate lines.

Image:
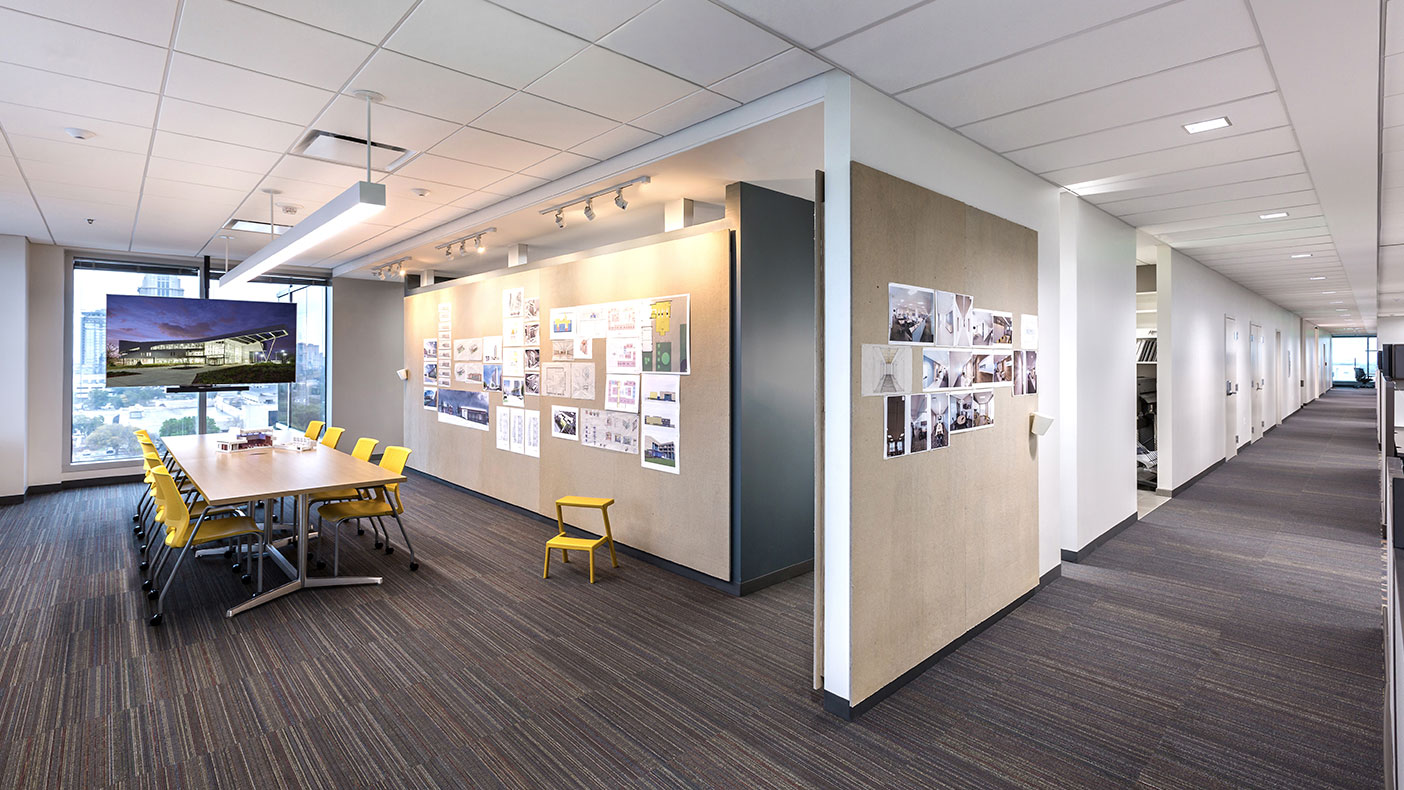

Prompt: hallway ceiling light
xmin=1258 ymin=211 xmax=1290 ymax=220
xmin=1309 ymin=276 xmax=1326 ymax=280
xmin=1291 ymin=253 xmax=1313 ymax=259
xmin=1321 ymin=291 xmax=1335 ymax=294
xmin=1183 ymin=116 xmax=1230 ymax=134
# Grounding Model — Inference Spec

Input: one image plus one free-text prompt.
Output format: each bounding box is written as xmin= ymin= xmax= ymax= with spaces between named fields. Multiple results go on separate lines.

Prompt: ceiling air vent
xmin=292 ymin=130 xmax=414 ymax=172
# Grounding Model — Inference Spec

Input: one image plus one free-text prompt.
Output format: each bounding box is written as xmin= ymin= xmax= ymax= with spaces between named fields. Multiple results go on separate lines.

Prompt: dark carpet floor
xmin=0 ymin=389 xmax=1383 ymax=789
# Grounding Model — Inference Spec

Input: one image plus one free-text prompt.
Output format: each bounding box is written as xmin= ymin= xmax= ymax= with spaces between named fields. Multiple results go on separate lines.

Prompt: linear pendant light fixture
xmin=221 ymin=90 xmax=388 ymax=287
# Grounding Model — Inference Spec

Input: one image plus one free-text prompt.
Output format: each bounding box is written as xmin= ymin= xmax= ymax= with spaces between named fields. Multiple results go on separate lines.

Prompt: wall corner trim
xmin=1061 ymin=512 xmax=1137 ymax=563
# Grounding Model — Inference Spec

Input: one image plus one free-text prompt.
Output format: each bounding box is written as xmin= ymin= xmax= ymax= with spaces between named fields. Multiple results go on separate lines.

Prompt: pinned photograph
xmin=503 ymin=377 xmax=525 ymax=407
xmin=575 ymin=337 xmax=593 ymax=360
xmin=1020 ymin=314 xmax=1039 ymax=350
xmin=524 ymin=371 xmax=541 ymax=396
xmin=969 ymin=308 xmax=994 ymax=346
xmin=991 ymin=311 xmax=1014 ymax=347
xmin=524 ymin=296 xmax=539 ymax=321
xmin=552 ymin=339 xmax=574 ymax=361
xmin=504 ymin=347 xmax=525 ymax=378
xmin=860 ymin=344 xmax=913 ymax=396
xmin=922 ymin=349 xmax=951 ymax=391
xmin=550 ymin=307 xmax=575 ymax=339
xmin=1014 ymin=350 xmax=1038 ymax=396
xmin=884 ymin=395 xmax=906 ymax=459
xmin=551 ymin=405 xmax=579 ymax=440
xmin=948 ymin=351 xmax=976 ymax=389
xmin=423 ymin=360 xmax=438 ymax=380
xmin=930 ymin=393 xmax=951 ymax=449
xmin=503 ymin=287 xmax=524 ymax=318
xmin=936 ymin=291 xmax=958 ymax=346
xmin=954 ymin=294 xmax=973 ymax=346
xmin=483 ymin=335 xmax=503 ymax=364
xmin=483 ymin=363 xmax=503 ymax=391
xmin=605 ymin=373 xmax=640 ymax=413
xmin=951 ymin=391 xmax=995 ymax=433
xmin=503 ymin=317 xmax=524 ymax=347
xmin=524 ymin=348 xmax=541 ymax=371
xmin=888 ymin=283 xmax=935 ymax=344
xmin=908 ymin=393 xmax=931 ymax=454
xmin=422 ymin=387 xmax=438 ymax=410
xmin=423 ymin=338 xmax=437 ymax=358
xmin=571 ymin=362 xmax=596 ymax=400
xmin=523 ymin=322 xmax=540 ymax=345
xmin=976 ymin=353 xmax=1013 ymax=386
xmin=641 ymin=425 xmax=679 ymax=473
xmin=438 ymin=389 xmax=489 ymax=431
xmin=542 ymin=363 xmax=569 ymax=397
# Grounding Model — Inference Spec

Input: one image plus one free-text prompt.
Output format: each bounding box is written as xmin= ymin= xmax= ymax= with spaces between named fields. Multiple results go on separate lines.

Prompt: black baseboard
xmin=0 ymin=494 xmax=22 ymax=506
xmin=3 ymin=473 xmax=147 ymax=505
xmin=1168 ymin=458 xmax=1225 ymax=497
xmin=405 ymin=467 xmax=743 ymax=596
xmin=739 ymin=559 xmax=814 ymax=595
xmin=824 ymin=567 xmax=1060 ymax=721
xmin=1061 ymin=512 xmax=1137 ymax=563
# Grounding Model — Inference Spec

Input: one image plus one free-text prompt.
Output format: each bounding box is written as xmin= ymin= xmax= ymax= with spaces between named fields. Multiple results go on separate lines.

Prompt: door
xmin=1275 ymin=329 xmax=1285 ymax=425
xmin=1250 ymin=323 xmax=1265 ymax=441
xmin=1226 ymin=316 xmax=1239 ymax=459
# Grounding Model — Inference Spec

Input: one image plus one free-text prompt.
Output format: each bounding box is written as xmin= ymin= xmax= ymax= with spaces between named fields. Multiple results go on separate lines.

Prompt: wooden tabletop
xmin=162 ymin=434 xmax=406 ymax=506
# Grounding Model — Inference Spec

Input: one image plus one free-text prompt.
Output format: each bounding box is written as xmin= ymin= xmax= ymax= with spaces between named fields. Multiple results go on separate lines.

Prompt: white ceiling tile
xmin=1387 ymin=93 xmax=1404 ymax=129
xmin=711 ymin=0 xmax=924 ymax=50
xmin=0 ymin=103 xmax=152 ymax=154
xmin=175 ymin=0 xmax=374 ymax=90
xmin=393 ymin=153 xmax=512 ymax=190
xmin=527 ymin=46 xmax=697 ymax=123
xmin=136 ymin=196 xmax=242 ymax=225
xmin=158 ymin=97 xmax=305 ymax=152
xmin=1070 ymin=151 xmax=1306 ymax=200
xmin=25 ymin=180 xmax=139 ymax=208
xmin=521 ymin=151 xmax=597 ymax=181
xmin=1 ymin=0 xmax=179 ymax=46
xmin=164 ymin=53 xmax=334 ymax=125
xmin=450 ymin=191 xmax=506 ymax=212
xmin=19 ymin=158 xmax=145 ymax=192
xmin=151 ymin=131 xmax=281 ymax=173
xmin=313 ymin=94 xmax=461 ymax=154
xmin=472 ymin=92 xmax=616 ymax=150
xmin=0 ymin=9 xmax=168 ymax=91
xmin=247 ymin=175 xmax=344 ymax=208
xmin=347 ymin=49 xmax=514 ymax=124
xmin=266 ymin=156 xmax=366 ymax=188
xmin=39 ymin=196 xmax=137 ymax=243
xmin=1048 ymin=127 xmax=1301 ymax=190
xmin=1136 ymin=201 xmax=1323 ymax=235
xmin=631 ymin=90 xmax=739 ymax=135
xmin=1004 ymin=93 xmax=1289 ymax=175
xmin=960 ymin=49 xmax=1276 ymax=153
xmin=377 ymin=174 xmax=474 ymax=205
xmin=569 ymin=124 xmax=659 ymax=160
xmin=140 ymin=176 xmax=249 ymax=205
xmin=387 ymin=0 xmax=588 ymax=89
xmin=145 ymin=157 xmax=265 ymax=191
xmin=898 ymin=0 xmax=1260 ymax=126
xmin=601 ymin=0 xmax=788 ymax=85
xmin=7 ymin=133 xmax=146 ymax=170
xmin=402 ymin=202 xmax=470 ymax=230
xmin=1094 ymin=173 xmax=1316 ymax=216
xmin=488 ymin=0 xmax=658 ymax=41
xmin=0 ymin=63 xmax=158 ymax=127
xmin=1389 ymin=0 xmax=1404 ymax=56
xmin=1385 ymin=53 xmax=1404 ymax=97
xmin=0 ymin=191 xmax=51 ymax=241
xmin=709 ymin=48 xmax=830 ymax=104
xmin=233 ymin=0 xmax=419 ymax=43
xmin=481 ymin=172 xmax=549 ymax=197
xmin=431 ymin=126 xmax=557 ymax=172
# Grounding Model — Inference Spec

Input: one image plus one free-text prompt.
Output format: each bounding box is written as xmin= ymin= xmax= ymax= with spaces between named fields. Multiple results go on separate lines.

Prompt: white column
xmin=0 ymin=235 xmax=28 ymax=498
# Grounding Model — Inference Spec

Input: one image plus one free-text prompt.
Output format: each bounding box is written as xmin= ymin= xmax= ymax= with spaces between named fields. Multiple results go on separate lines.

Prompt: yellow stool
xmin=544 ymin=496 xmax=618 ymax=583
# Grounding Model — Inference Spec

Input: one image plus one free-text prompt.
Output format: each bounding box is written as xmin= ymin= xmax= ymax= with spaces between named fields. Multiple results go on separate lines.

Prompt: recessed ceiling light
xmin=1331 ymin=300 xmax=1344 ymax=304
xmin=64 ymin=127 xmax=96 ymax=140
xmin=1183 ymin=117 xmax=1231 ymax=134
xmin=1290 ymin=253 xmax=1313 ymax=259
xmin=1259 ymin=211 xmax=1289 ymax=220
xmin=1309 ymin=276 xmax=1326 ymax=280
xmin=1322 ymin=291 xmax=1336 ymax=294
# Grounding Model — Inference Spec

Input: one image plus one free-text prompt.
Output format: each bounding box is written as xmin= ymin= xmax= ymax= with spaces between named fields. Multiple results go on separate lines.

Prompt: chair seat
xmin=310 ymin=487 xmax=364 ymax=505
xmin=555 ymin=496 xmax=614 ymax=509
xmin=166 ymin=515 xmax=261 ymax=547
xmin=546 ymin=534 xmax=607 ymax=551
xmin=318 ymin=498 xmax=394 ymax=522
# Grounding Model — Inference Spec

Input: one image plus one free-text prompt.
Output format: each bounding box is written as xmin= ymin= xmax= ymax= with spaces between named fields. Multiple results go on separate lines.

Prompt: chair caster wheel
xmin=139 ymin=560 xmax=148 ymax=571
xmin=374 ymin=542 xmax=383 ymax=549
xmin=230 ymin=564 xmax=241 ymax=574
xmin=409 ymin=562 xmax=419 ymax=571
xmin=147 ymin=613 xmax=162 ymax=627
xmin=385 ymin=546 xmax=394 ymax=556
xmin=241 ymin=574 xmax=252 ymax=584
xmin=141 ymin=579 xmax=152 ymax=590
xmin=132 ymin=526 xmax=142 ymax=535
xmin=146 ymin=589 xmax=159 ymax=600
xmin=132 ymin=514 xmax=139 ymax=523
xmin=357 ymin=528 xmax=364 ymax=535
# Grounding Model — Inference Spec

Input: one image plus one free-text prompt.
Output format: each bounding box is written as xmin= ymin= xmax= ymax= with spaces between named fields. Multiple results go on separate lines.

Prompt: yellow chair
xmin=144 ymin=468 xmax=263 ymax=626
xmin=544 ymin=497 xmax=618 ymax=584
xmin=314 ymin=446 xmax=417 ymax=574
xmin=309 ymin=437 xmax=379 ymax=540
xmin=320 ymin=426 xmax=345 ymax=449
xmin=304 ymin=420 xmax=325 ymax=441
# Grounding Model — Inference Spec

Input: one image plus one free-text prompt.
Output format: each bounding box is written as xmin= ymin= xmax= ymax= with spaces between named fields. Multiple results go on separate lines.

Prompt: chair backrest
xmin=350 ymin=437 xmax=378 ymax=461
xmin=320 ymin=426 xmax=345 ymax=449
xmin=304 ymin=420 xmax=325 ymax=440
xmin=150 ymin=468 xmax=189 ymax=541
xmin=377 ymin=446 xmax=412 ymax=513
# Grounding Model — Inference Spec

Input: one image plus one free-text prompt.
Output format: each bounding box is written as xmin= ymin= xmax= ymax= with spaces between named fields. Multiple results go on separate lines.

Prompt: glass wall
xmin=69 ymin=261 xmax=328 ymax=466
xmin=1330 ymin=335 xmax=1376 ymax=386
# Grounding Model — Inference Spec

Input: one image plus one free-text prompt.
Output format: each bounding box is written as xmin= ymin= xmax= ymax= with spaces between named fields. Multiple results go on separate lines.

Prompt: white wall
xmin=821 ymin=73 xmax=1064 ymax=703
xmin=0 ymin=235 xmax=27 ymax=498
xmin=1059 ymin=195 xmax=1137 ymax=552
xmin=27 ymin=242 xmax=67 ymax=487
xmin=330 ymin=277 xmax=405 ymax=451
xmin=1160 ymin=246 xmax=1306 ymax=491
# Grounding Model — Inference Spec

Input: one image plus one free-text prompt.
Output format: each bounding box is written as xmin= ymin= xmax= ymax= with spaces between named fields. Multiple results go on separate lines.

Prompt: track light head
xmin=458 ymin=241 xmax=466 ymax=255
xmin=614 ymin=189 xmax=627 ymax=210
xmin=475 ymin=235 xmax=484 ymax=253
xmin=443 ymin=246 xmax=451 ymax=258
xmin=377 ymin=268 xmax=385 ymax=280
xmin=583 ymin=199 xmax=595 ymax=221
xmin=555 ymin=209 xmax=565 ymax=229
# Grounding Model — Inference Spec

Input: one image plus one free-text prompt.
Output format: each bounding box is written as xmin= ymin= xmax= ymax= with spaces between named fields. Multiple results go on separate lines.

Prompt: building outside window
xmin=1330 ymin=335 xmax=1377 ymax=386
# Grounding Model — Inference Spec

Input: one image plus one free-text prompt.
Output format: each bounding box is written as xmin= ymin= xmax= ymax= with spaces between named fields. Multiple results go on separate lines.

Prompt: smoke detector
xmin=277 ymin=203 xmax=302 ymax=216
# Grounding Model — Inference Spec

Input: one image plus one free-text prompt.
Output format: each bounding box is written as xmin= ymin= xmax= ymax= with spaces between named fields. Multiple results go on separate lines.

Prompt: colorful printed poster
xmin=605 ymin=373 xmax=639 ymax=413
xmin=607 ymin=337 xmax=641 ymax=374
xmin=483 ymin=363 xmax=503 ymax=391
xmin=550 ymin=308 xmax=575 ymax=339
xmin=423 ymin=338 xmax=437 ymax=358
xmin=641 ymin=294 xmax=689 ymax=374
xmin=437 ymin=389 xmax=489 ymax=431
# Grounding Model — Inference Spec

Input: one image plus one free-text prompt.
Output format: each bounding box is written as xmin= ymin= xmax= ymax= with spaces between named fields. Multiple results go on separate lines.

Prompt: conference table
xmin=160 ymin=433 xmax=406 ymax=618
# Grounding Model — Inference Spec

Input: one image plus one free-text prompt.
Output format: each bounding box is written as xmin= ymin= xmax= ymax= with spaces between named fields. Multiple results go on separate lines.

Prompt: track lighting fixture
xmin=372 ymin=257 xmax=410 ymax=281
xmin=538 ymin=176 xmax=649 ymax=229
xmin=443 ymin=246 xmax=451 ymax=258
xmin=475 ymin=236 xmax=484 ymax=254
xmin=458 ymin=241 xmax=466 ymax=255
xmin=433 ymin=228 xmax=497 ymax=258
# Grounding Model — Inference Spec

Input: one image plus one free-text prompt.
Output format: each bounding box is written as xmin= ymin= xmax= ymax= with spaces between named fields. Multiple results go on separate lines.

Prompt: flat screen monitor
xmin=105 ymin=294 xmax=297 ymax=387
xmin=1393 ymin=344 xmax=1404 ymax=382
xmin=1382 ymin=345 xmax=1395 ymax=380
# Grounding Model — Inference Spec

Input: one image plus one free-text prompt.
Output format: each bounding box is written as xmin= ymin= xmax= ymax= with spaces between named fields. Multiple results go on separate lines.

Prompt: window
xmin=71 ymin=264 xmax=201 ymax=464
xmin=69 ymin=261 xmax=329 ymax=467
xmin=1330 ymin=336 xmax=1376 ymax=385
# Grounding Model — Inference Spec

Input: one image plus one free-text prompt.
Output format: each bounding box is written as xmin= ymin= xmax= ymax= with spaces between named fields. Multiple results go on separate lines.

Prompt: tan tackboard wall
xmin=403 ymin=229 xmax=733 ymax=580
xmin=848 ymin=162 xmax=1040 ymax=703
